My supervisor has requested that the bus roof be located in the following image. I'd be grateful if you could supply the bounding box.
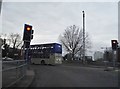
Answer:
[30,43,61,46]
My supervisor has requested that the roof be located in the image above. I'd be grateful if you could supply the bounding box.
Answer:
[30,43,61,46]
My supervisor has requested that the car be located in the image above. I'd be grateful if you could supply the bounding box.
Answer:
[2,57,14,61]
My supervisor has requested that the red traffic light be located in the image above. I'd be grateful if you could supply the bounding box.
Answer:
[26,25,32,31]
[23,24,33,41]
[26,27,31,31]
[111,40,118,50]
[112,40,118,44]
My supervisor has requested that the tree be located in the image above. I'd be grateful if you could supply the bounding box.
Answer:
[0,33,23,58]
[59,25,91,60]
[9,33,22,49]
[0,33,22,49]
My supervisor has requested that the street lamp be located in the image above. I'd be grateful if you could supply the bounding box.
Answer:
[82,11,85,63]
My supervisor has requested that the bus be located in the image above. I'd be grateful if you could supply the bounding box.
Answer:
[30,43,62,65]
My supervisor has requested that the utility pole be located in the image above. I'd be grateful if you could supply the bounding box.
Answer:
[82,11,85,63]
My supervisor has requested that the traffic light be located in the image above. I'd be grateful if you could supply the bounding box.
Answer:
[111,40,118,50]
[31,29,34,40]
[23,24,33,42]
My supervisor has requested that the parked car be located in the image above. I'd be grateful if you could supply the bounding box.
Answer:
[2,57,13,61]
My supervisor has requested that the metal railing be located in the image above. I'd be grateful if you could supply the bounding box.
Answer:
[2,60,27,87]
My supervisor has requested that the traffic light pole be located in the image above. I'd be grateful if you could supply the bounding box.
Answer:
[113,50,116,70]
[23,41,31,70]
[104,48,108,70]
[23,41,26,61]
[23,41,29,62]
[112,44,118,70]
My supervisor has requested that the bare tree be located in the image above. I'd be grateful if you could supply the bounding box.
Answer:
[59,25,91,60]
[9,33,22,49]
[0,33,22,49]
[0,33,23,58]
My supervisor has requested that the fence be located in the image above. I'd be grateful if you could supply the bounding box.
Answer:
[2,60,27,87]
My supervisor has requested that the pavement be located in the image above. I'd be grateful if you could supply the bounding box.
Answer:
[9,69,35,88]
[62,61,120,72]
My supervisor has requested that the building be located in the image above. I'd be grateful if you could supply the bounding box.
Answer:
[104,49,113,62]
[85,56,93,63]
[94,51,104,61]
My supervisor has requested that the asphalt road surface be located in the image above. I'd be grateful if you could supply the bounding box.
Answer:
[29,64,119,87]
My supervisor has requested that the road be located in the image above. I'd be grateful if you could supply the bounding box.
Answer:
[29,64,119,87]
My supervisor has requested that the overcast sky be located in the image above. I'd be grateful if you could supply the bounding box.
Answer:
[1,2,118,56]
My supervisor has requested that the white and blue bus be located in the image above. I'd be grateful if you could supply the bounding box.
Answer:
[30,43,62,65]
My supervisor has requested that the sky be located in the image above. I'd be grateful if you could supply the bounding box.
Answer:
[1,1,118,57]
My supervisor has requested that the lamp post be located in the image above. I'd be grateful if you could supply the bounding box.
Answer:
[82,11,85,64]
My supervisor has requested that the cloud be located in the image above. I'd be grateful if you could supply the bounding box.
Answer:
[1,2,118,56]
